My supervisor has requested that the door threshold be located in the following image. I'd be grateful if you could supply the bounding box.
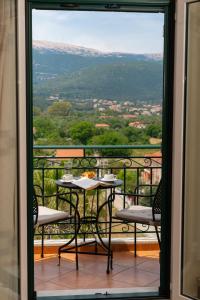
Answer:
[37,287,159,299]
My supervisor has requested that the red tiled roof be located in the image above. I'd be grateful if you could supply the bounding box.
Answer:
[145,151,162,164]
[129,121,144,127]
[99,116,112,119]
[122,114,137,119]
[95,123,110,128]
[55,149,84,158]
[145,151,161,157]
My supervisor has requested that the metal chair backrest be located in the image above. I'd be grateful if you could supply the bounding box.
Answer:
[152,180,162,222]
[33,187,38,226]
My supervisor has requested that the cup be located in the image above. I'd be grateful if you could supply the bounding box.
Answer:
[103,173,117,181]
[62,174,74,181]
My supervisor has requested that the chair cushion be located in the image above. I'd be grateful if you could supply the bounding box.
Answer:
[114,205,161,226]
[37,206,71,226]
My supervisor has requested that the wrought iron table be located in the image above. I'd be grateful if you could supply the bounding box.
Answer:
[56,178,122,273]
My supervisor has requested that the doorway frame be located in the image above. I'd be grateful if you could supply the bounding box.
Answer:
[25,1,175,299]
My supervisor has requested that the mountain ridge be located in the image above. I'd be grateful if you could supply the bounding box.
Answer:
[33,40,163,107]
[33,40,163,60]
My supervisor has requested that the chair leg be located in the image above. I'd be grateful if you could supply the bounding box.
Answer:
[134,222,137,257]
[107,200,112,274]
[75,216,79,271]
[58,249,61,266]
[107,250,113,274]
[95,241,98,254]
[41,225,44,258]
[155,226,161,248]
[111,251,113,270]
[154,226,161,264]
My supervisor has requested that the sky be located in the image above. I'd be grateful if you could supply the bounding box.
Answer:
[32,10,164,54]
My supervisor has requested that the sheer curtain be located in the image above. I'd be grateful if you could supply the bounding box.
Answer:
[0,0,19,299]
[183,2,200,299]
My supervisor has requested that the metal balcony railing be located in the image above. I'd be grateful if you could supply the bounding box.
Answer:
[33,145,161,240]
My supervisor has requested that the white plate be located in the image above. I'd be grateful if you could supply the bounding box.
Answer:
[100,178,117,182]
[60,179,74,183]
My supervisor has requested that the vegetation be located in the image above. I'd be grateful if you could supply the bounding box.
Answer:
[35,61,162,103]
[33,42,162,150]
[90,131,131,156]
[33,42,162,149]
[69,121,96,144]
[33,44,163,108]
[33,101,162,153]
[47,101,71,116]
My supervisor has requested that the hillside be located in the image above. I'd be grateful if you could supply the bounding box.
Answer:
[33,40,163,106]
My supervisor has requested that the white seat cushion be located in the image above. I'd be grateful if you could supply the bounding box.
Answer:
[37,206,70,226]
[115,205,161,226]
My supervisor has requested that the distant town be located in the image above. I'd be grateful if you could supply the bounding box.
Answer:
[45,96,162,130]
[47,97,162,116]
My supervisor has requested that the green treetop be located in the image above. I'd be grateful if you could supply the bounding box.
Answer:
[47,101,71,116]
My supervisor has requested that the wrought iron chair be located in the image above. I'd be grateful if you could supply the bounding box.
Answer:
[108,180,161,268]
[33,185,79,267]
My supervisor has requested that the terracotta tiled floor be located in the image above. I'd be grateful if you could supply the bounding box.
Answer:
[34,250,160,292]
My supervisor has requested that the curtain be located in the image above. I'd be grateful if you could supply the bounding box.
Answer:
[0,0,19,299]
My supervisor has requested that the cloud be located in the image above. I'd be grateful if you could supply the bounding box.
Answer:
[32,10,164,54]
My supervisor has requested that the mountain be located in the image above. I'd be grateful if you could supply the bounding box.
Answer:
[33,40,163,106]
[33,40,162,59]
[33,40,111,57]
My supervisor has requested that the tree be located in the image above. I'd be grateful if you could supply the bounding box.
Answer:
[69,121,96,144]
[123,127,149,144]
[146,123,161,138]
[117,170,137,193]
[110,118,125,130]
[33,106,42,116]
[90,131,131,156]
[47,101,71,116]
[34,117,56,139]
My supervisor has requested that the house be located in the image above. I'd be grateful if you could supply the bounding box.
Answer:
[95,123,110,128]
[55,148,84,158]
[141,110,151,116]
[122,114,137,119]
[98,107,106,112]
[141,151,162,184]
[110,104,122,112]
[150,105,162,114]
[128,121,146,129]
[47,148,84,166]
[99,115,112,119]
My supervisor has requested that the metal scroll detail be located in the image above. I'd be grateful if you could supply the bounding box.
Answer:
[33,150,162,239]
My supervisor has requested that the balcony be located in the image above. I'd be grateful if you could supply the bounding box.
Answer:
[33,145,161,294]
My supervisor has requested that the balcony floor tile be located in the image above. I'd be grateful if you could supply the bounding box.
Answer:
[35,251,160,291]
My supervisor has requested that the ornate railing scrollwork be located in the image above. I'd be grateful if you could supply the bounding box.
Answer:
[33,146,162,240]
